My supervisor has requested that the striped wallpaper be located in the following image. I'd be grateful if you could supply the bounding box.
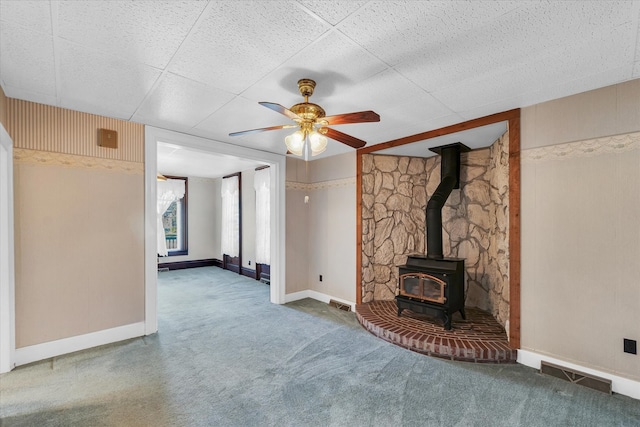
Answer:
[6,98,144,163]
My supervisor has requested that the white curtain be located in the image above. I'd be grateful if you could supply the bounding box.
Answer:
[254,168,270,265]
[157,179,185,257]
[221,175,240,257]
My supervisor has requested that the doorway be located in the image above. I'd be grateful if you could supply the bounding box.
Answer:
[144,127,286,335]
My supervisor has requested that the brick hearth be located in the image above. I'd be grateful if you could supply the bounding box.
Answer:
[356,301,517,363]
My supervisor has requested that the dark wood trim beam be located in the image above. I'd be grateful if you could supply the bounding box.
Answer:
[358,109,520,155]
[356,151,363,304]
[508,114,521,349]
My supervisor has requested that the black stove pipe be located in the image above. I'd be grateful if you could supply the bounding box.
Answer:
[426,143,468,259]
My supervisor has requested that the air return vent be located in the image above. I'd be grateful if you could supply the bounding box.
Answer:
[329,300,351,312]
[540,361,612,394]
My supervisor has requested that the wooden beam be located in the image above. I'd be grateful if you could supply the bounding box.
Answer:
[508,114,521,349]
[358,109,520,155]
[356,151,363,304]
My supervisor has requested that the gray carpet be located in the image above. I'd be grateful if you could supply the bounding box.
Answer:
[1,266,638,426]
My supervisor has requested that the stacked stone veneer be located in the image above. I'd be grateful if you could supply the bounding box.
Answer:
[361,131,510,328]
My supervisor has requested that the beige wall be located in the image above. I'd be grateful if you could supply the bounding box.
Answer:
[158,176,221,265]
[7,99,145,348]
[285,153,357,302]
[285,157,310,294]
[521,78,640,381]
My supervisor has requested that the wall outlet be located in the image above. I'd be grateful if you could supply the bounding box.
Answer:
[319,275,323,282]
[624,339,637,355]
[248,260,251,265]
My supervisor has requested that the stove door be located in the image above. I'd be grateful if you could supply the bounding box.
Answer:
[399,273,447,304]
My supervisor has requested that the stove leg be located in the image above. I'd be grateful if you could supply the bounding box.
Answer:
[444,312,452,330]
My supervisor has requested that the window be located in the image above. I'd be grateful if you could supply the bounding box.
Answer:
[221,174,240,258]
[161,176,188,256]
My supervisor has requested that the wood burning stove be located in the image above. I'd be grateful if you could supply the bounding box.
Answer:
[396,143,469,330]
[397,256,465,330]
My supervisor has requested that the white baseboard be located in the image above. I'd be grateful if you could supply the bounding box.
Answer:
[13,322,146,368]
[285,290,356,312]
[517,349,640,400]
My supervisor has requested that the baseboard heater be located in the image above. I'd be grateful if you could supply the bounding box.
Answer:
[540,361,612,394]
[329,300,351,312]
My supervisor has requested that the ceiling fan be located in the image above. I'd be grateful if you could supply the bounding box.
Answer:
[229,78,380,157]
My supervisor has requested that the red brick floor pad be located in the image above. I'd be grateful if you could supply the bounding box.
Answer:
[356,301,517,363]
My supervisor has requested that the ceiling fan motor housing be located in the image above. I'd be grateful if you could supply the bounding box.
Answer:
[290,102,326,121]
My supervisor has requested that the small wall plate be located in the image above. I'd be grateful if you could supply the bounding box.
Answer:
[98,129,118,149]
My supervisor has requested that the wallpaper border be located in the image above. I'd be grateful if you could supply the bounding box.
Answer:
[14,148,143,174]
[522,131,640,163]
[286,177,355,191]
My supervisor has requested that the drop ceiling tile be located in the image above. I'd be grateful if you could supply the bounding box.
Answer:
[197,96,291,144]
[432,20,636,116]
[168,1,329,94]
[1,85,57,107]
[395,1,637,93]
[132,73,235,129]
[338,1,521,67]
[241,31,389,103]
[56,1,205,70]
[298,1,367,25]
[0,21,56,97]
[158,143,262,179]
[57,41,161,120]
[0,0,52,34]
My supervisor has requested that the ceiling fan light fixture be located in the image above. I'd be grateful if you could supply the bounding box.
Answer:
[229,78,379,155]
[285,130,305,156]
[309,131,328,156]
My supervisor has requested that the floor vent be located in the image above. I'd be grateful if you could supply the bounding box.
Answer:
[158,267,170,273]
[329,300,351,312]
[540,361,612,394]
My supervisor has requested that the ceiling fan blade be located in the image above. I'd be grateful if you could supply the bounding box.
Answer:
[325,128,367,149]
[229,124,297,137]
[322,110,380,125]
[259,102,301,121]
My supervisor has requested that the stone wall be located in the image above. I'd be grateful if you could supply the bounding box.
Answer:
[361,131,510,328]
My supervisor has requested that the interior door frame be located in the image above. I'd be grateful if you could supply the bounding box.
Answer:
[0,124,15,373]
[144,127,286,335]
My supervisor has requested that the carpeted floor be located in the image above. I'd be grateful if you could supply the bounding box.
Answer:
[1,266,638,426]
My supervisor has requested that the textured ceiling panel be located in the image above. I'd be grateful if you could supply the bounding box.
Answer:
[196,96,288,151]
[168,1,329,94]
[240,31,388,103]
[338,1,521,67]
[431,22,636,115]
[299,1,368,25]
[0,0,52,34]
[57,1,206,69]
[0,21,56,98]
[157,142,263,179]
[58,41,161,120]
[132,72,236,129]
